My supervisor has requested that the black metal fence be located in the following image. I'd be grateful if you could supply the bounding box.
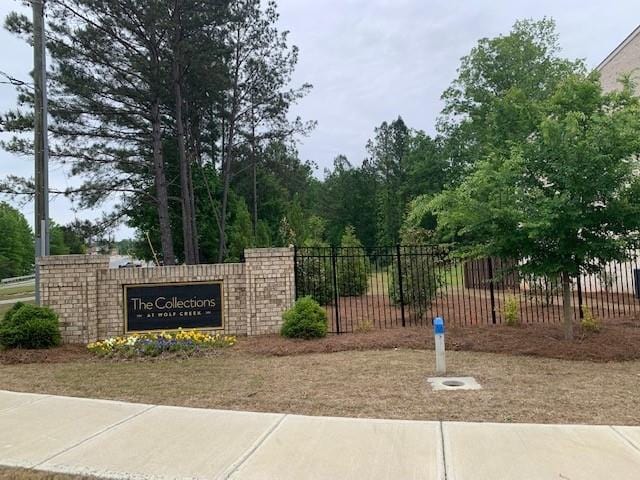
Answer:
[294,245,640,334]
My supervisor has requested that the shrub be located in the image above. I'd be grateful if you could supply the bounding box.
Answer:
[387,229,444,318]
[295,246,334,305]
[581,305,600,333]
[336,226,369,297]
[0,303,61,349]
[87,330,236,358]
[281,296,328,339]
[354,319,373,333]
[503,295,520,326]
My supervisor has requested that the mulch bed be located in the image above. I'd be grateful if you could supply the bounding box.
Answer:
[1,315,639,365]
[0,344,89,365]
[238,315,640,362]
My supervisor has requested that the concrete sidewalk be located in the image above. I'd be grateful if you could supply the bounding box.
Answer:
[1,390,639,480]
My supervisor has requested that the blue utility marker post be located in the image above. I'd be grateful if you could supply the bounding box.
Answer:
[434,317,446,375]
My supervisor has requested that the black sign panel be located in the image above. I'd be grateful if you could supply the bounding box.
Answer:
[125,282,223,332]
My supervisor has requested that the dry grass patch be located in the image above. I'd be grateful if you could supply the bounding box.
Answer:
[0,467,97,479]
[0,349,638,425]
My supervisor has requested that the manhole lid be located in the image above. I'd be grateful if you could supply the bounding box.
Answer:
[427,376,482,391]
[442,380,465,387]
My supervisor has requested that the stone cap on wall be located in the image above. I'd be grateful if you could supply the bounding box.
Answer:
[37,254,111,266]
[244,247,294,258]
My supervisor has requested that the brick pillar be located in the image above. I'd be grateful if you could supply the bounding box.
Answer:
[244,248,295,335]
[37,255,109,344]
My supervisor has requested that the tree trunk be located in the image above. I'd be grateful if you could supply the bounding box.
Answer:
[251,111,258,239]
[151,100,176,265]
[561,271,573,340]
[172,8,196,265]
[218,120,234,263]
[218,27,242,263]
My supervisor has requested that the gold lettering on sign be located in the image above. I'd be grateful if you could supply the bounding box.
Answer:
[130,296,217,310]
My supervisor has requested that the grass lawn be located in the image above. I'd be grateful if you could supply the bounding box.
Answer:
[0,300,35,317]
[0,282,35,301]
[1,347,638,426]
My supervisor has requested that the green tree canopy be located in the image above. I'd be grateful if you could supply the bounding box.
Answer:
[439,18,584,175]
[430,74,640,339]
[0,202,33,279]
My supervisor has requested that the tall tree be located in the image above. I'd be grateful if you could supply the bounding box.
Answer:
[366,117,410,245]
[2,0,180,263]
[0,202,33,279]
[438,18,584,176]
[317,155,378,247]
[217,0,311,261]
[430,74,640,340]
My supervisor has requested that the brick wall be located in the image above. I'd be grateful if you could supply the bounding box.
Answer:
[37,255,109,344]
[599,28,640,95]
[245,248,296,335]
[37,248,295,344]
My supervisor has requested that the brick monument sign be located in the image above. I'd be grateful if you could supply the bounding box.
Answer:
[37,248,295,344]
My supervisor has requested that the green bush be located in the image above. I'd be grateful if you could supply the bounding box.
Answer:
[0,303,61,349]
[387,229,444,317]
[295,247,334,305]
[503,295,520,326]
[336,226,369,297]
[281,296,328,339]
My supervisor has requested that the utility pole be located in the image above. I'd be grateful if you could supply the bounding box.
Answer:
[32,0,49,305]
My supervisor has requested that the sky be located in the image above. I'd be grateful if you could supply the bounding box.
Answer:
[0,0,639,238]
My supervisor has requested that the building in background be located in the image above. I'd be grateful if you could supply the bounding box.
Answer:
[598,25,640,94]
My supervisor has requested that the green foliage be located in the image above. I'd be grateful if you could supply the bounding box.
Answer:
[581,306,600,333]
[388,229,443,316]
[2,0,312,266]
[431,72,640,340]
[226,197,254,262]
[368,117,411,245]
[0,303,61,349]
[116,239,137,256]
[4,301,26,324]
[432,74,640,276]
[316,155,379,247]
[49,222,70,255]
[440,18,585,172]
[336,226,369,296]
[503,296,520,326]
[0,202,33,279]
[295,246,333,305]
[280,296,328,339]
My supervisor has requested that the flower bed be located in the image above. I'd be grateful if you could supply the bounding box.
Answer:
[87,330,236,358]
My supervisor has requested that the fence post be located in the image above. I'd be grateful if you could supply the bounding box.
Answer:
[396,244,406,327]
[293,245,298,300]
[577,275,584,319]
[331,246,341,334]
[487,257,497,324]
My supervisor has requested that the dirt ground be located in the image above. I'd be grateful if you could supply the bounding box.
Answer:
[1,348,639,425]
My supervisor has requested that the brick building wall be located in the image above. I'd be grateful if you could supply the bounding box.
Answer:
[37,248,295,344]
[598,26,640,95]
